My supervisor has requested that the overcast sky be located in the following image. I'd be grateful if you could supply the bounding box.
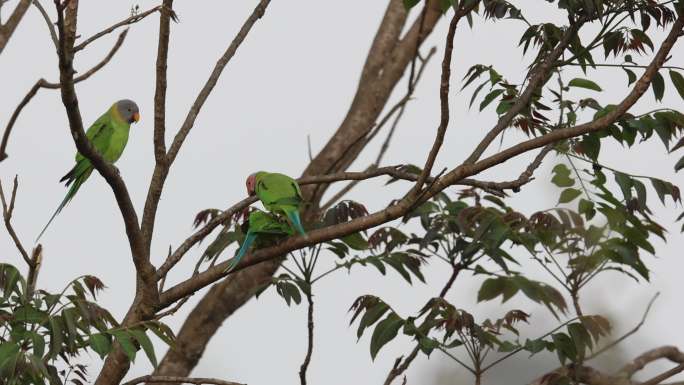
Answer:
[1,1,683,384]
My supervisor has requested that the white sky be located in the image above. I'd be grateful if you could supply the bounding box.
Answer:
[1,1,683,384]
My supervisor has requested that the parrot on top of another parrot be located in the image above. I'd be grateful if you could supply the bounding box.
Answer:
[36,99,140,241]
[226,209,293,273]
[246,171,307,236]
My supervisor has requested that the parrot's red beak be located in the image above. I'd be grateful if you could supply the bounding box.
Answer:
[132,112,140,123]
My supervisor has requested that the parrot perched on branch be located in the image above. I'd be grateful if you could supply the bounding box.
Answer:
[36,99,140,241]
[227,209,293,273]
[246,171,307,236]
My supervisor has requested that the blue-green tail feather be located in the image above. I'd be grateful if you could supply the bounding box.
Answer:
[227,231,257,273]
[285,208,306,236]
[36,178,83,242]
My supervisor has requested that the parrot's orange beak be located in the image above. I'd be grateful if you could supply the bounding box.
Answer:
[132,112,140,123]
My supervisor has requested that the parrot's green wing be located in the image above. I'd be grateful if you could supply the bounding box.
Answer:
[255,172,303,211]
[249,210,293,235]
[37,107,131,241]
[254,172,306,236]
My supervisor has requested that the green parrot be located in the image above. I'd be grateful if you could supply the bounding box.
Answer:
[36,99,140,241]
[246,171,307,236]
[227,209,293,273]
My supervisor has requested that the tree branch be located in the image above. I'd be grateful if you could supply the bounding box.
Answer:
[32,0,58,49]
[0,176,30,266]
[140,0,270,256]
[123,375,244,385]
[73,4,161,52]
[0,176,43,297]
[0,0,30,54]
[408,9,463,197]
[299,287,314,385]
[463,20,582,165]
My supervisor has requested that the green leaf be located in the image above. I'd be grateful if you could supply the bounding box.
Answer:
[370,313,404,360]
[578,199,595,220]
[47,316,64,359]
[356,303,390,339]
[403,0,421,10]
[623,68,637,85]
[479,89,505,111]
[29,332,46,358]
[13,305,48,324]
[0,343,19,371]
[478,278,504,302]
[559,188,582,204]
[130,329,158,368]
[568,78,602,92]
[551,164,574,188]
[675,156,684,172]
[111,330,137,362]
[88,333,112,359]
[614,172,633,201]
[651,71,665,102]
[670,71,684,101]
[340,232,369,251]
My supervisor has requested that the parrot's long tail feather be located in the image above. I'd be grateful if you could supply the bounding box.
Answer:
[35,179,82,242]
[285,208,306,236]
[226,232,257,273]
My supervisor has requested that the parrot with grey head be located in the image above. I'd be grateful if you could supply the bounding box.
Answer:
[246,171,307,237]
[36,99,140,241]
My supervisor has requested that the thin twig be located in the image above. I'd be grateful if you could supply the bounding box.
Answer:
[73,5,161,52]
[409,10,463,197]
[32,0,58,48]
[299,289,314,385]
[320,47,437,210]
[0,176,30,266]
[463,22,582,165]
[588,293,659,360]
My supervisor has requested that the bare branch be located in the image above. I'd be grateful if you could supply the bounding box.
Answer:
[409,10,463,196]
[140,0,271,257]
[299,288,314,385]
[1,27,128,161]
[166,0,269,163]
[618,346,684,379]
[588,292,659,361]
[0,0,30,54]
[73,4,161,52]
[123,375,244,385]
[320,46,437,210]
[0,176,30,266]
[32,0,58,48]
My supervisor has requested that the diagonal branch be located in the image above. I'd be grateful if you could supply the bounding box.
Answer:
[0,0,30,54]
[32,0,58,48]
[463,20,582,165]
[156,13,684,311]
[73,4,161,52]
[140,0,271,252]
[123,375,244,385]
[0,176,30,266]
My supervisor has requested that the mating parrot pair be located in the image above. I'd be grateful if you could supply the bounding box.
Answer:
[36,99,140,241]
[226,172,307,272]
